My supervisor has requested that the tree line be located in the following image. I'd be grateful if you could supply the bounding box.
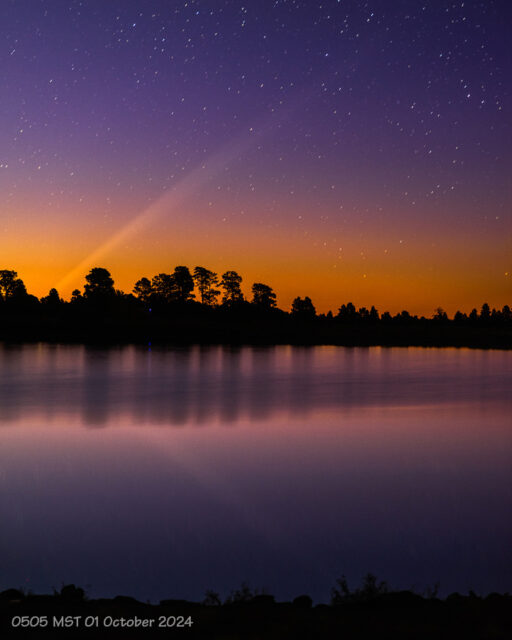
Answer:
[0,265,510,326]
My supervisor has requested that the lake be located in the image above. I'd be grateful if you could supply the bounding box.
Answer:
[0,344,511,603]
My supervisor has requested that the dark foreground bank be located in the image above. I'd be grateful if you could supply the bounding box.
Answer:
[1,584,511,640]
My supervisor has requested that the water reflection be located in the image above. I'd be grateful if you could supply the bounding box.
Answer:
[0,344,510,428]
[0,344,511,602]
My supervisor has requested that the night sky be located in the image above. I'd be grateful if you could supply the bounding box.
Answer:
[1,0,510,315]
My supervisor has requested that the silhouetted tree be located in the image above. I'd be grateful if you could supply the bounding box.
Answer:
[433,307,448,322]
[251,283,277,308]
[0,270,27,301]
[193,266,220,305]
[337,302,357,321]
[480,302,491,322]
[71,289,82,303]
[394,310,416,323]
[369,305,379,321]
[220,270,243,305]
[41,288,62,306]
[172,266,195,303]
[151,273,176,302]
[83,268,115,300]
[133,277,153,304]
[469,308,478,323]
[291,296,316,318]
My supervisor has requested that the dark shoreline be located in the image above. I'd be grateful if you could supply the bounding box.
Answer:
[1,322,511,350]
[1,274,510,349]
[2,585,511,639]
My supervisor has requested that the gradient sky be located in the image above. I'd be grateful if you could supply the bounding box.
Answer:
[1,0,510,315]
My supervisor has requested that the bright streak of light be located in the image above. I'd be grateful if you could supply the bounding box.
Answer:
[55,109,289,292]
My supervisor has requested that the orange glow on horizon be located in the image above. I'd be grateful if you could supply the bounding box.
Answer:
[2,150,510,318]
[5,207,510,318]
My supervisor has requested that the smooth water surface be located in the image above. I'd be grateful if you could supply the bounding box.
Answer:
[0,344,511,602]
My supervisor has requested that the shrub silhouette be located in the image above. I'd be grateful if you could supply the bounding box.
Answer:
[331,573,389,605]
[59,584,85,602]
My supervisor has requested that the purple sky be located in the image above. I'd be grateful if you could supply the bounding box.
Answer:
[1,0,510,313]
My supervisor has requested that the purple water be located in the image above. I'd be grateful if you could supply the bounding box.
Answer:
[0,344,510,602]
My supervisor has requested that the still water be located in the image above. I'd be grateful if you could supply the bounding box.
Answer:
[0,344,511,603]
